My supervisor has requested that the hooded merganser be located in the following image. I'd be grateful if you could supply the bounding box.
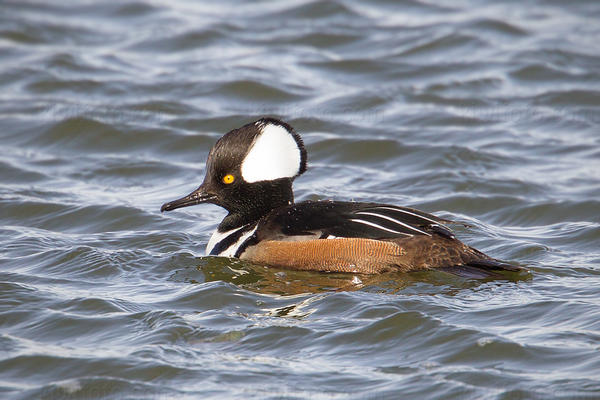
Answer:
[161,118,522,277]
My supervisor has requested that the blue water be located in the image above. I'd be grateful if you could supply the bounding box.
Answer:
[1,1,600,399]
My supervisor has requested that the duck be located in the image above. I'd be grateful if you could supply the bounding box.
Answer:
[161,117,522,278]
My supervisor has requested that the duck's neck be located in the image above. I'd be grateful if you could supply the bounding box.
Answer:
[207,184,294,257]
[218,179,295,232]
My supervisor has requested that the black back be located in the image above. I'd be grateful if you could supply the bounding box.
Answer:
[254,200,456,241]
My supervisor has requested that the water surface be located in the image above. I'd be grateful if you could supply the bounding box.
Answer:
[1,0,600,399]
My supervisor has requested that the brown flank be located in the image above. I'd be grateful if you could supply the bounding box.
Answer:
[240,236,496,274]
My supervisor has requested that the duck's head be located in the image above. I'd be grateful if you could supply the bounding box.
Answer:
[161,118,307,226]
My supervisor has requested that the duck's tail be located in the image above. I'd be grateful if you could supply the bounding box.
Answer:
[439,256,525,279]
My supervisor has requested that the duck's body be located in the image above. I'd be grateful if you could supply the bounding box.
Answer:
[161,118,521,277]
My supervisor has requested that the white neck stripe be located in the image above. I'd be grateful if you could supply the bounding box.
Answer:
[206,224,258,257]
[206,225,245,255]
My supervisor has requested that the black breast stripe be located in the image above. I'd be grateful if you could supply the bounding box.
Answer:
[210,224,256,256]
[233,234,258,258]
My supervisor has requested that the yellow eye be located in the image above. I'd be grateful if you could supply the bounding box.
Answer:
[222,174,235,184]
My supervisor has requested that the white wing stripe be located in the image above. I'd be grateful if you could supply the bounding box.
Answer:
[355,211,431,236]
[367,206,441,225]
[350,218,413,236]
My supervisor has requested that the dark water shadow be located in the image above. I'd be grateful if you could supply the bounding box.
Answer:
[169,256,530,296]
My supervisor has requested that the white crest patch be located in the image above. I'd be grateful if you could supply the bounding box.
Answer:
[241,123,301,183]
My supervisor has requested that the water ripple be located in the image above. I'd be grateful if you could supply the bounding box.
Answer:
[1,0,600,398]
